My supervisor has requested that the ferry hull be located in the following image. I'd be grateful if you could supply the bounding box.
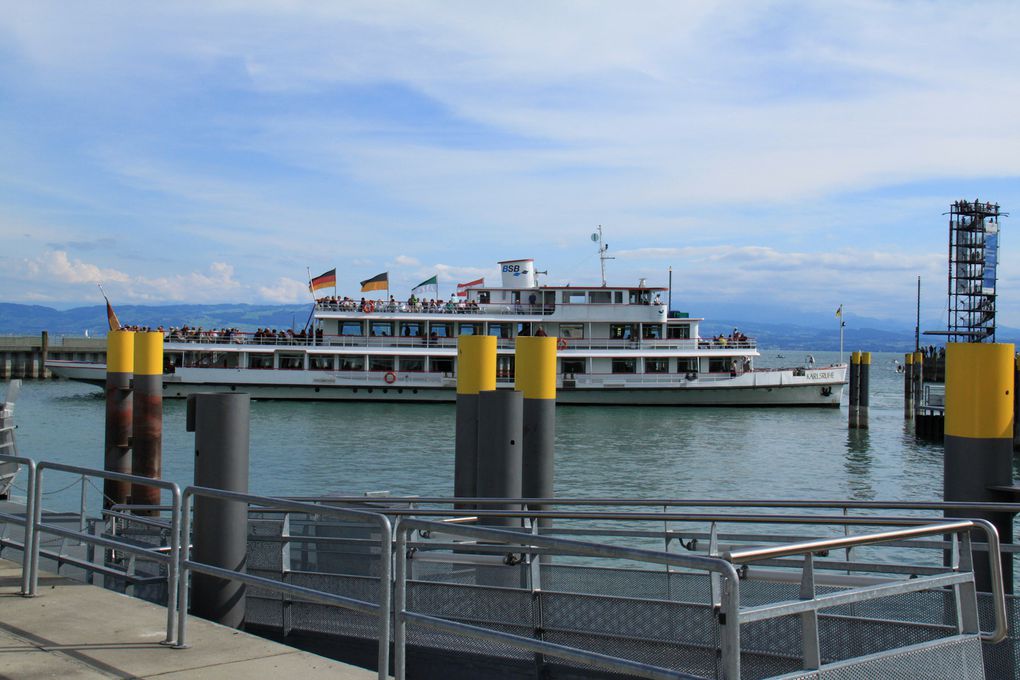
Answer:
[47,361,845,407]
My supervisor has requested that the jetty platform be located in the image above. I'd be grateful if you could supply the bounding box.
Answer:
[0,558,376,679]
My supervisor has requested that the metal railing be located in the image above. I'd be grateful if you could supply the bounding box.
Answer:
[176,487,392,680]
[721,519,1007,672]
[29,462,182,646]
[392,517,742,680]
[1,465,1015,679]
[0,453,37,595]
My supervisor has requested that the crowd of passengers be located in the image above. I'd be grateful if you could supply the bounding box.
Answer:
[117,325,322,344]
[705,328,751,347]
[316,295,482,313]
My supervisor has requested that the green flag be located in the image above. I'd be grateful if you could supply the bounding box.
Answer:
[412,275,439,296]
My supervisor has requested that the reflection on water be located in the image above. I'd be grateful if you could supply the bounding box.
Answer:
[0,351,966,509]
[844,429,873,500]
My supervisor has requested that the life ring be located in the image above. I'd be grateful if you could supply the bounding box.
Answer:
[557,337,568,350]
[685,372,697,381]
[384,371,397,384]
[364,301,375,313]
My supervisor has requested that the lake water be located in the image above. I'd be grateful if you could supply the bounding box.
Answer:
[3,350,963,510]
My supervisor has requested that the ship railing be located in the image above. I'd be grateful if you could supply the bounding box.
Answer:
[166,334,757,352]
[315,302,554,315]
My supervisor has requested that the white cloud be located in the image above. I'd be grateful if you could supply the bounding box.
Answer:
[132,262,241,302]
[392,255,419,267]
[258,276,311,303]
[24,250,130,285]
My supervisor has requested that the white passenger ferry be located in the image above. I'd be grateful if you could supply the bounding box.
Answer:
[48,258,846,406]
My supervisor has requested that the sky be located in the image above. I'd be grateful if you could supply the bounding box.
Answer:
[1,1,1019,327]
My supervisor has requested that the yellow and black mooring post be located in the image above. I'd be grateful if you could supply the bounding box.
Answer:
[1014,355,1020,453]
[104,330,134,509]
[903,353,914,419]
[858,351,870,429]
[454,335,496,508]
[516,336,556,527]
[848,351,860,428]
[944,342,1016,593]
[131,331,163,514]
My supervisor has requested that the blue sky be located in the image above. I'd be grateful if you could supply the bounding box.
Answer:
[1,2,1019,327]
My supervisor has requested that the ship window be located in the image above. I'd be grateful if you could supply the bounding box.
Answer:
[609,324,636,340]
[589,291,611,304]
[667,324,691,339]
[478,291,490,304]
[279,353,304,370]
[629,289,652,305]
[561,358,586,374]
[310,356,334,371]
[614,291,623,303]
[370,321,394,337]
[676,358,698,372]
[339,355,364,371]
[487,322,511,339]
[458,322,481,335]
[642,325,663,339]
[432,357,454,373]
[429,322,452,337]
[399,356,424,372]
[645,359,669,373]
[339,321,364,336]
[369,356,395,371]
[248,353,272,369]
[563,291,586,304]
[399,321,422,337]
[708,358,731,373]
[611,359,636,374]
[560,324,583,339]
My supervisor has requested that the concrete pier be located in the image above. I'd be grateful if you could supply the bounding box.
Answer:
[0,335,107,380]
[0,558,375,679]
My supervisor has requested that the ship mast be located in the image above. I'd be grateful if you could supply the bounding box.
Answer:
[592,225,614,287]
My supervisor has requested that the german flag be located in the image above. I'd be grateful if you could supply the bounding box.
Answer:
[106,298,121,331]
[360,272,388,292]
[309,268,336,293]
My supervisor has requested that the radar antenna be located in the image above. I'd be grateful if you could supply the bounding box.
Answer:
[591,225,615,287]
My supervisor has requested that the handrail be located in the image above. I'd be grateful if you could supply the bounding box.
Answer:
[290,495,1020,513]
[177,486,392,680]
[723,519,1007,644]
[31,462,182,646]
[392,517,742,680]
[0,453,37,596]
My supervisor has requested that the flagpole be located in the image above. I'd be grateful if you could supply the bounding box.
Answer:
[839,305,844,365]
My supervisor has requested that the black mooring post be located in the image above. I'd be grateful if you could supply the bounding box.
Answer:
[858,352,870,429]
[187,392,251,628]
[476,389,523,528]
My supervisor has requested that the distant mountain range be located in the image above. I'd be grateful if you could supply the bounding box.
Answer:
[1,302,1016,352]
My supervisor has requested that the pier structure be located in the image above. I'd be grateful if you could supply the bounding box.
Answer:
[0,334,106,380]
[0,454,1015,680]
[946,199,1002,343]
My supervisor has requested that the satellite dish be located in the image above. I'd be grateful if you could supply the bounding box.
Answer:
[591,233,599,242]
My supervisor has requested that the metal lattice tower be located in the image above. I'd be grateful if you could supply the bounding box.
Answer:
[946,199,1003,342]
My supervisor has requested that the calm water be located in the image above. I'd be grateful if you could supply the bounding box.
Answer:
[3,350,956,510]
